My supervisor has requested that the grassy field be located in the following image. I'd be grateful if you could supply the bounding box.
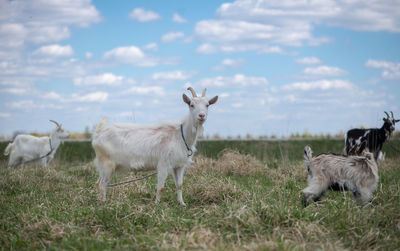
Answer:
[0,140,399,250]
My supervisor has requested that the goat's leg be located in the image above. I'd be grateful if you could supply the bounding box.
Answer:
[8,153,21,168]
[173,165,186,206]
[156,161,169,203]
[97,159,115,201]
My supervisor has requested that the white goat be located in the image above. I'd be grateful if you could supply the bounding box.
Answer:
[4,120,69,168]
[92,87,218,205]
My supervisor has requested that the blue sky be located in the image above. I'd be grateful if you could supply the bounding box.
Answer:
[0,0,399,138]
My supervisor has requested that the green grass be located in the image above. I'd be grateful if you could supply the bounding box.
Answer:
[0,140,399,250]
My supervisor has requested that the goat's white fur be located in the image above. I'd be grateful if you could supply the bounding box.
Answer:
[92,87,218,205]
[302,146,379,206]
[4,121,69,168]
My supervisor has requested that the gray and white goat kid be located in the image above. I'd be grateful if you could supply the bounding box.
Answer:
[4,120,69,168]
[302,146,378,207]
[92,87,218,205]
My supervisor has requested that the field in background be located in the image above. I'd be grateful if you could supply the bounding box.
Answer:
[0,140,399,249]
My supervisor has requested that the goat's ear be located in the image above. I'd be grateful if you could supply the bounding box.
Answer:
[208,95,218,105]
[383,118,387,122]
[395,119,400,123]
[182,94,191,106]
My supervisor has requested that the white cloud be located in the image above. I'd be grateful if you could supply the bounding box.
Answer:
[303,66,347,77]
[128,86,164,96]
[9,100,35,109]
[194,0,400,54]
[33,44,74,57]
[0,0,101,48]
[196,43,217,54]
[103,46,158,67]
[85,52,93,59]
[365,59,400,80]
[129,8,160,22]
[152,71,193,81]
[0,112,11,118]
[73,92,108,102]
[173,13,188,23]
[161,32,184,43]
[282,79,354,91]
[214,58,244,70]
[198,74,268,88]
[43,92,62,100]
[296,57,322,65]
[74,73,125,86]
[0,87,29,95]
[143,43,158,51]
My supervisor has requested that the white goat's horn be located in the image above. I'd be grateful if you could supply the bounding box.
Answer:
[187,87,197,97]
[49,120,60,128]
[384,111,390,119]
[202,88,207,97]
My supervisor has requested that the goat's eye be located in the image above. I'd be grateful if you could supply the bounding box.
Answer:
[206,104,209,107]
[190,104,194,108]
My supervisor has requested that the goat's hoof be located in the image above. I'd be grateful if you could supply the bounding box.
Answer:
[180,202,187,207]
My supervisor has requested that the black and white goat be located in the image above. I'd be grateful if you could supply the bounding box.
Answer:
[344,111,399,161]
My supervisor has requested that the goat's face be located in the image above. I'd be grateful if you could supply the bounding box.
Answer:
[50,120,70,139]
[383,111,399,136]
[183,87,218,125]
[54,126,70,139]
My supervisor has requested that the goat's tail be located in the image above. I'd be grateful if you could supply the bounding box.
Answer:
[93,117,108,139]
[304,145,313,175]
[4,143,13,156]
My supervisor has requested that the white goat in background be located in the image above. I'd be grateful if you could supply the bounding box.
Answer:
[92,87,218,205]
[4,120,69,168]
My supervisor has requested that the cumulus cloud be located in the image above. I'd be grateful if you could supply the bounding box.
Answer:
[8,100,35,109]
[73,91,108,102]
[143,42,158,51]
[161,32,184,43]
[103,46,158,67]
[173,13,188,23]
[365,59,400,80]
[0,112,11,118]
[32,44,74,57]
[198,74,268,88]
[282,79,354,91]
[152,71,193,81]
[0,0,101,48]
[214,58,245,70]
[129,8,160,22]
[296,57,322,65]
[127,86,164,96]
[303,66,348,77]
[194,0,400,54]
[74,73,125,86]
[0,87,29,95]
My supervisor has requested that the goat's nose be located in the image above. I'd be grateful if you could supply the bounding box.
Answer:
[199,113,205,119]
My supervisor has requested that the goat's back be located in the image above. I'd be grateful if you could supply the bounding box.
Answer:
[92,120,185,169]
[12,134,50,156]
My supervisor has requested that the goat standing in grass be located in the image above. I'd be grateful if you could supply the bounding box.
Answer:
[345,111,399,161]
[302,146,378,207]
[4,120,69,168]
[92,87,218,205]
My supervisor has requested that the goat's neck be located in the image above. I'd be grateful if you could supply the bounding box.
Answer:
[49,133,62,151]
[181,115,203,147]
[379,125,390,141]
